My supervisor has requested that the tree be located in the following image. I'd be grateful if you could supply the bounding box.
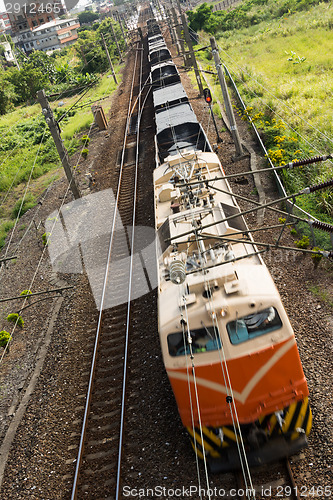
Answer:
[97,18,126,54]
[187,3,213,32]
[28,50,56,83]
[0,74,16,114]
[75,31,108,74]
[78,11,99,25]
[6,64,49,104]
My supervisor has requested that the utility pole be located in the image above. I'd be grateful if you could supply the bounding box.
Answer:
[109,18,123,63]
[175,0,203,95]
[37,90,81,200]
[101,33,118,84]
[170,6,184,60]
[115,10,128,50]
[166,9,175,44]
[210,37,244,158]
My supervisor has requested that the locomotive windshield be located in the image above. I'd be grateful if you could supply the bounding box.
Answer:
[227,307,282,345]
[167,326,221,357]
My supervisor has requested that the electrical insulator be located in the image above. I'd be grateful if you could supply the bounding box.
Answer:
[169,260,186,285]
[203,88,212,104]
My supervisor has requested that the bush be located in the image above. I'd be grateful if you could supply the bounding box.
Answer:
[295,235,310,249]
[20,289,32,296]
[81,148,89,159]
[42,232,51,246]
[81,135,90,146]
[7,313,24,328]
[0,330,12,349]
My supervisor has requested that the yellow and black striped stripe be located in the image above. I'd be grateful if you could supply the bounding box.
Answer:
[186,398,311,459]
[257,397,311,438]
[187,425,238,457]
[281,397,312,439]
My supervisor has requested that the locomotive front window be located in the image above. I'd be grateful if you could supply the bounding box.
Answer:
[227,307,282,345]
[167,326,221,357]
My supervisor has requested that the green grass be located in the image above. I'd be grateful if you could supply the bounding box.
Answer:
[194,2,333,249]
[309,284,333,308]
[0,68,121,249]
[60,70,120,139]
[0,104,41,131]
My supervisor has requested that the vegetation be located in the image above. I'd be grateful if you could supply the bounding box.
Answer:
[42,232,51,246]
[0,14,123,249]
[81,135,90,146]
[188,0,332,35]
[309,284,333,306]
[0,330,11,351]
[81,148,89,159]
[7,313,24,328]
[191,0,333,248]
[0,18,125,112]
[294,235,310,249]
[78,11,100,25]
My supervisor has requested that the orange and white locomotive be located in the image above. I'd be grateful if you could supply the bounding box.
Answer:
[148,19,311,471]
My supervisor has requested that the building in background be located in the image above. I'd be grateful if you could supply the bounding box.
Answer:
[15,17,79,54]
[0,12,11,33]
[8,1,66,35]
[0,40,16,62]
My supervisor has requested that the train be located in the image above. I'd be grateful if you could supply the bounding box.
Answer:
[147,16,312,472]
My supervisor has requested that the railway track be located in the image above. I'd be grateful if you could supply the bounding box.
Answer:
[69,39,154,499]
[234,456,305,500]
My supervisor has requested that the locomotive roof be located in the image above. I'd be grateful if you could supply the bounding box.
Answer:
[153,83,188,108]
[155,103,198,133]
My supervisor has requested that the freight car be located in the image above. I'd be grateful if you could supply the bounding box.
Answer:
[148,19,311,472]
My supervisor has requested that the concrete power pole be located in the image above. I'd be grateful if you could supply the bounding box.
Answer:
[37,90,81,200]
[109,17,123,63]
[175,0,203,95]
[210,37,244,158]
[166,9,175,44]
[115,10,128,50]
[101,33,118,84]
[170,6,184,61]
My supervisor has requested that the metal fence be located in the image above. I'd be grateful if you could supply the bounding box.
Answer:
[212,0,243,12]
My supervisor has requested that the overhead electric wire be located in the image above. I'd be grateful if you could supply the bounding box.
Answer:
[172,159,256,495]
[115,46,152,500]
[182,295,212,500]
[0,45,114,211]
[178,290,204,499]
[0,108,98,363]
[189,201,256,498]
[3,55,119,263]
[2,128,47,260]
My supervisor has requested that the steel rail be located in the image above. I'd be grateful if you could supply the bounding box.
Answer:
[70,44,141,500]
[285,459,302,500]
[115,42,152,500]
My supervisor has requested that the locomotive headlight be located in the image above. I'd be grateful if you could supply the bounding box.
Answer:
[220,308,228,317]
